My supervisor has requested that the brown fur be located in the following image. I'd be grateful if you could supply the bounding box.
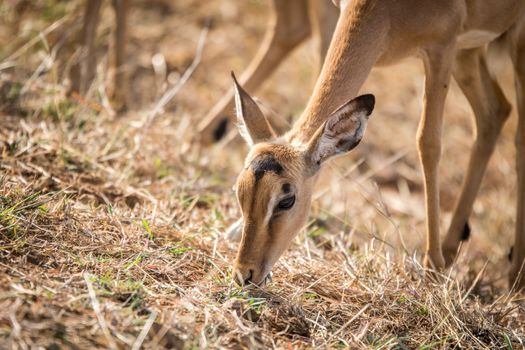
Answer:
[234,143,313,285]
[230,0,525,288]
[233,94,373,285]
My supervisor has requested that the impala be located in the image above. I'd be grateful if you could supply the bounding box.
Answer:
[227,0,525,289]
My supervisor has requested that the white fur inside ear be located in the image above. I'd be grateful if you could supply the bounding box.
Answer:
[312,109,368,164]
[236,118,254,146]
[234,88,254,146]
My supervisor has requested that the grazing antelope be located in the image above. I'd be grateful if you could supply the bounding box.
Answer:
[69,0,128,107]
[228,0,525,289]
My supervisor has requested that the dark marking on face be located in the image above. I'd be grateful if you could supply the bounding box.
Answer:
[461,222,471,241]
[282,183,291,193]
[251,154,283,181]
[509,246,514,262]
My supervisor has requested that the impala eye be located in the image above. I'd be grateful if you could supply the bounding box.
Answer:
[277,195,295,211]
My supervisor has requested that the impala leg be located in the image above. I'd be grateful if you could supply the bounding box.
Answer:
[69,0,103,95]
[110,0,128,110]
[418,45,456,270]
[442,48,511,266]
[308,0,339,65]
[510,26,525,289]
[198,0,311,145]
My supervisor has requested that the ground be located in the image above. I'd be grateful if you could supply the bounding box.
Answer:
[1,0,525,348]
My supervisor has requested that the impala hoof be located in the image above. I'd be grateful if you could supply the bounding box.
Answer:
[442,245,458,268]
[442,221,471,267]
[423,252,446,271]
[509,262,525,291]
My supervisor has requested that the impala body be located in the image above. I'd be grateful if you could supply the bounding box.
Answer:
[226,0,525,288]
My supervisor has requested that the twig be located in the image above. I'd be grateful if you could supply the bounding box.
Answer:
[0,15,71,69]
[144,22,210,128]
[461,260,487,304]
[83,272,118,350]
[131,310,158,350]
[329,303,370,341]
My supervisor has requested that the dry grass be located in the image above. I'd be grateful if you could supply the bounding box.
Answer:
[1,0,525,348]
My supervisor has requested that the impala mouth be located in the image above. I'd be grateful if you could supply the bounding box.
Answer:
[245,271,273,288]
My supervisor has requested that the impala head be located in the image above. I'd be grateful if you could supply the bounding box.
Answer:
[230,73,375,286]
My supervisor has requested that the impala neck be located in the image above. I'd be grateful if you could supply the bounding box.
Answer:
[288,1,389,144]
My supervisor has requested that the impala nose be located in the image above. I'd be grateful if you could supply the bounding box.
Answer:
[233,268,254,286]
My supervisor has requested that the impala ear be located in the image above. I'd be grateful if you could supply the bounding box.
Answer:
[232,72,276,145]
[305,94,375,169]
